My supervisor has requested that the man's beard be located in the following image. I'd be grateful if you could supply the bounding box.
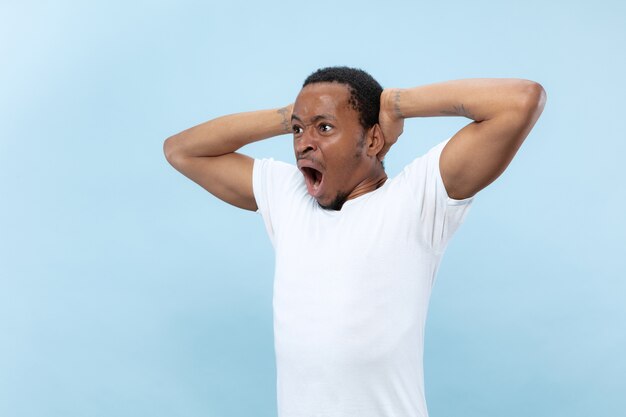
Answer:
[318,190,350,211]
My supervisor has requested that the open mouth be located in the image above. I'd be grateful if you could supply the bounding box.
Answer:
[301,166,324,196]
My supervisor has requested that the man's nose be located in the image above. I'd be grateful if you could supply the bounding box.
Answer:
[295,129,317,156]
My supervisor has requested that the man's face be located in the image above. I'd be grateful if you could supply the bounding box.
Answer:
[292,82,370,210]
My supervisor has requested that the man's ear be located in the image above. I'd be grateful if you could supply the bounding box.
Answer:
[366,124,385,157]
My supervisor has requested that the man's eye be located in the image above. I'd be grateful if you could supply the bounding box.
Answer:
[319,124,333,132]
[293,126,303,134]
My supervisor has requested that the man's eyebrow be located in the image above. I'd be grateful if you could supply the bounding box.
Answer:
[291,113,337,123]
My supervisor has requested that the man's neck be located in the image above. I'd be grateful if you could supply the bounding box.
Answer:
[345,170,388,202]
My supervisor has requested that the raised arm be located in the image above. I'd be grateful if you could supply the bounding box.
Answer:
[163,104,293,211]
[378,79,547,200]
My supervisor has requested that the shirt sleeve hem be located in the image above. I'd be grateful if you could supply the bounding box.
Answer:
[433,138,476,207]
[252,158,276,247]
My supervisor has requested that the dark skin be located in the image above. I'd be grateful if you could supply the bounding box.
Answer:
[291,83,387,210]
[163,77,546,211]
[378,79,546,200]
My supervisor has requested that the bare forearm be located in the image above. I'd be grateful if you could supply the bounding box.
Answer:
[164,105,292,159]
[386,78,541,122]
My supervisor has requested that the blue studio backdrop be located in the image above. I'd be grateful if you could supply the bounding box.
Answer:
[1,1,625,416]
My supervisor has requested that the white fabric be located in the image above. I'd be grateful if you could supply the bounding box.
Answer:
[252,138,474,417]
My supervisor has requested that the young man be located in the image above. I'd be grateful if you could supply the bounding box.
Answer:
[163,67,546,417]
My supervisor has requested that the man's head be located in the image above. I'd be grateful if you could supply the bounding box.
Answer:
[302,66,383,132]
[292,66,386,210]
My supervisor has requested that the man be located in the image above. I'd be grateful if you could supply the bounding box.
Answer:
[163,67,546,417]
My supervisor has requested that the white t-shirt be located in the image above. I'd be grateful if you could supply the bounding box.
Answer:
[252,138,474,417]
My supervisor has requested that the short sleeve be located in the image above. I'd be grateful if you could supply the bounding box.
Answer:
[252,158,302,248]
[399,138,475,253]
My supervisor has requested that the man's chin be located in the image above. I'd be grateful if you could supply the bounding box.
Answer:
[316,191,349,211]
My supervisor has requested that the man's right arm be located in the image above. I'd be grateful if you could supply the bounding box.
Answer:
[163,104,293,211]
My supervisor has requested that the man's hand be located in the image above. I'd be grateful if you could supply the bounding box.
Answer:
[377,88,405,161]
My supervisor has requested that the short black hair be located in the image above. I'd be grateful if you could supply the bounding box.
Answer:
[303,66,383,131]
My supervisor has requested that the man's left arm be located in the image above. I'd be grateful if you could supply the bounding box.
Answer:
[379,79,547,200]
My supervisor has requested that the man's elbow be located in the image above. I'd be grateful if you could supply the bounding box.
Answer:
[518,81,547,114]
[163,134,181,163]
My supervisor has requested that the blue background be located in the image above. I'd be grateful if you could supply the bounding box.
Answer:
[1,1,625,416]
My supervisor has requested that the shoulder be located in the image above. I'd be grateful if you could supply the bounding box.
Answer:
[252,158,314,246]
[393,139,449,187]
[392,137,474,206]
[253,158,302,189]
[253,157,310,208]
